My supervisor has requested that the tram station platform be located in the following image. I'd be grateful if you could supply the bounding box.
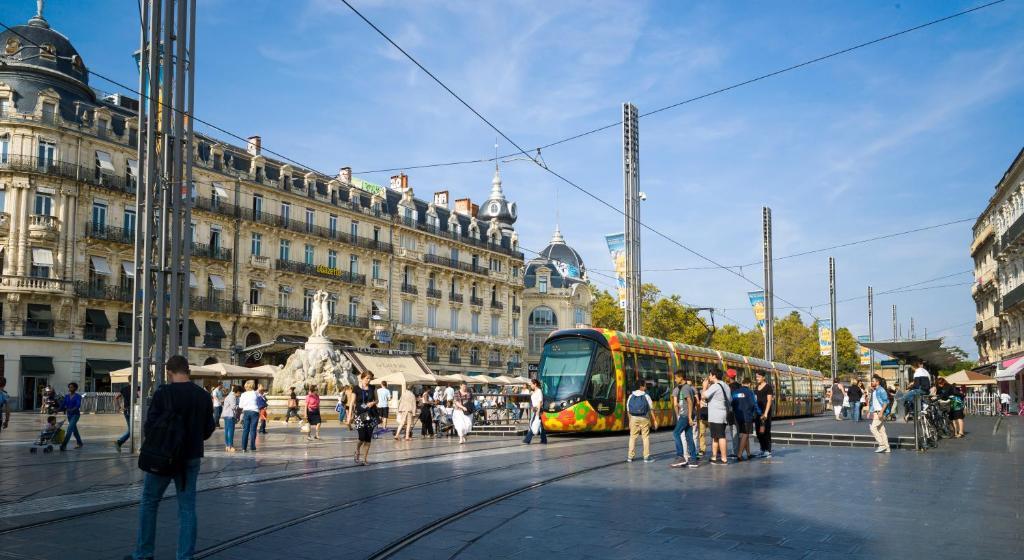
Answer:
[0,413,1020,559]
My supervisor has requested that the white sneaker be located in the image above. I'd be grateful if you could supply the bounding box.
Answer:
[874,447,886,453]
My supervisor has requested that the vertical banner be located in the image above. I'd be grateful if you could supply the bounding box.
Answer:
[818,319,833,356]
[857,335,871,366]
[605,233,628,309]
[748,291,766,332]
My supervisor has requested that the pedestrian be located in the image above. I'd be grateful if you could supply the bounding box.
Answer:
[376,381,392,431]
[129,355,215,560]
[443,383,455,404]
[1000,390,1012,415]
[724,369,740,458]
[305,384,322,441]
[239,381,260,452]
[394,386,417,440]
[625,379,657,462]
[522,378,548,445]
[419,388,435,438]
[285,387,301,423]
[221,385,241,452]
[58,382,83,451]
[868,374,891,453]
[257,385,269,434]
[753,371,774,458]
[730,378,761,461]
[115,383,133,452]
[0,377,10,435]
[335,389,347,425]
[344,385,357,429]
[936,378,965,437]
[702,369,731,465]
[453,383,474,444]
[670,372,697,467]
[210,385,223,429]
[696,388,709,460]
[829,379,846,421]
[353,372,378,465]
[847,378,864,422]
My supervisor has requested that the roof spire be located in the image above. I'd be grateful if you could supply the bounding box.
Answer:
[29,0,49,28]
[550,224,565,244]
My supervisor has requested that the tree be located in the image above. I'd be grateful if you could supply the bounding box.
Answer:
[590,287,623,331]
[711,324,764,358]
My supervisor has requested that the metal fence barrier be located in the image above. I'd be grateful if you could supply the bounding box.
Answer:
[81,392,120,414]
[964,394,1000,416]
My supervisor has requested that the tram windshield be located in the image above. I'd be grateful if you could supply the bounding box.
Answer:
[538,337,596,400]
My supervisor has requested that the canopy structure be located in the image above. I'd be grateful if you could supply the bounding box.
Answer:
[510,377,532,385]
[109,364,218,383]
[347,351,431,382]
[437,374,472,384]
[370,370,438,388]
[995,357,1024,381]
[492,375,517,384]
[858,339,960,370]
[249,364,280,376]
[945,370,997,386]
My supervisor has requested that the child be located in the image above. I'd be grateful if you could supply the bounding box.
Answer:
[256,385,269,434]
[44,415,64,445]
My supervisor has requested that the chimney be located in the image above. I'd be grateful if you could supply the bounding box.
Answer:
[433,190,449,209]
[339,167,352,183]
[389,175,400,190]
[400,173,408,190]
[454,198,473,216]
[246,135,261,156]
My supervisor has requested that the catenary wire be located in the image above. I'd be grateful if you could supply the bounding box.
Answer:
[350,0,1006,175]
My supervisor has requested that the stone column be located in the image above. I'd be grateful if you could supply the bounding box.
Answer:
[15,185,28,276]
[2,184,19,276]
[55,189,68,279]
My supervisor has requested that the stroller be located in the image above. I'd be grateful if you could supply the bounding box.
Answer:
[434,405,454,437]
[30,420,65,454]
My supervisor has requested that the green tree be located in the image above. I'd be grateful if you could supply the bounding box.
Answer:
[590,287,623,331]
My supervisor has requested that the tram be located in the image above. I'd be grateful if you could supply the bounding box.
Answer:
[538,328,826,433]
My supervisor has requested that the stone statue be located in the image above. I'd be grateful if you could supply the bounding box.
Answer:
[309,289,329,339]
[272,290,355,395]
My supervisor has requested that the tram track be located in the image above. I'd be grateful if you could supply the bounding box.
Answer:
[191,436,673,559]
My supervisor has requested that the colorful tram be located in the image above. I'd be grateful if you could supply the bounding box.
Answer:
[538,328,826,433]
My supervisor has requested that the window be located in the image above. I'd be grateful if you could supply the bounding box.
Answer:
[574,307,586,326]
[401,301,413,325]
[490,285,498,303]
[471,283,478,299]
[37,139,56,169]
[278,286,290,308]
[528,307,557,327]
[450,278,457,296]
[305,208,315,232]
[304,244,314,265]
[449,346,460,363]
[279,239,291,261]
[471,312,480,334]
[95,150,114,181]
[329,214,338,237]
[349,255,358,275]
[0,189,5,213]
[489,258,501,272]
[124,209,136,239]
[0,134,9,164]
[34,193,53,216]
[327,250,337,270]
[348,297,358,320]
[472,255,479,269]
[427,305,438,328]
[450,247,459,262]
[403,265,412,286]
[470,347,480,365]
[350,220,359,239]
[450,308,459,331]
[512,266,519,278]
[512,318,519,339]
[491,315,500,336]
[303,290,314,317]
[209,227,221,252]
[372,259,381,280]
[427,242,437,256]
[489,350,501,365]
[280,202,291,222]
[637,355,670,400]
[373,226,381,243]
[252,194,263,219]
[249,282,261,305]
[586,347,616,402]
[426,343,439,362]
[251,233,262,257]
[398,342,414,353]
[327,294,337,317]
[92,202,107,229]
[428,273,437,291]
[538,277,548,293]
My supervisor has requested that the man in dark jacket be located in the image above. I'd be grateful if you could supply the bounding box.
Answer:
[130,355,215,560]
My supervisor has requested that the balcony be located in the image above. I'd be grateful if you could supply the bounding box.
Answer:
[401,283,418,295]
[240,207,393,253]
[250,255,271,269]
[277,306,309,322]
[0,155,137,195]
[1002,213,1024,250]
[450,293,464,303]
[512,305,521,314]
[372,277,388,290]
[470,296,484,307]
[244,303,275,318]
[74,281,133,303]
[422,253,490,276]
[330,315,370,329]
[1003,283,1024,311]
[86,222,134,245]
[192,196,238,219]
[490,300,503,310]
[192,242,232,261]
[28,214,60,241]
[275,259,366,285]
[426,287,442,299]
[84,325,108,341]
[0,275,70,294]
[190,295,241,314]
[488,359,504,368]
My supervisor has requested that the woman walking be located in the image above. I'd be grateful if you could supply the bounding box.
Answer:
[847,379,864,423]
[828,380,846,421]
[239,381,260,452]
[285,387,301,423]
[394,387,417,441]
[58,382,84,451]
[221,385,241,452]
[352,372,378,465]
[452,383,474,444]
[419,388,435,438]
[344,385,357,430]
[306,385,322,440]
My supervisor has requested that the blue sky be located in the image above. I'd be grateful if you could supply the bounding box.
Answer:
[10,0,1024,357]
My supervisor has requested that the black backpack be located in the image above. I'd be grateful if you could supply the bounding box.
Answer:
[138,388,186,476]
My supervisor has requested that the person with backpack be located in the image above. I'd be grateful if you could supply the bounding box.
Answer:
[626,379,658,463]
[730,378,761,461]
[58,382,83,451]
[701,369,731,465]
[670,372,698,468]
[868,374,891,453]
[130,355,215,560]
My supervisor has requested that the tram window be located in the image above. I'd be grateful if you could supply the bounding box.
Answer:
[796,377,810,399]
[538,338,594,400]
[779,374,793,401]
[681,358,699,380]
[637,354,670,400]
[586,346,616,401]
[695,360,709,380]
[623,352,639,389]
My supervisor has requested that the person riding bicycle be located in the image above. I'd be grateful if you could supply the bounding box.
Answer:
[901,361,932,420]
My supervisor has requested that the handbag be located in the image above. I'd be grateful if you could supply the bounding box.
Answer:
[530,413,542,435]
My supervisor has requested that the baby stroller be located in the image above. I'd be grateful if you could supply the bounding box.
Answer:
[30,420,65,454]
[434,406,454,437]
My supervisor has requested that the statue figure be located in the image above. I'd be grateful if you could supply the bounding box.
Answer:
[318,290,331,337]
[310,290,330,339]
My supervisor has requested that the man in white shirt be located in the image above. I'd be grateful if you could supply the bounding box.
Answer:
[902,361,932,418]
[443,385,456,404]
[211,385,223,428]
[522,378,547,445]
[376,381,392,430]
[1000,391,1013,415]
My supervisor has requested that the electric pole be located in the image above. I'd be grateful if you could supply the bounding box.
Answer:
[622,102,641,335]
[829,257,837,382]
[762,207,774,361]
[867,286,875,378]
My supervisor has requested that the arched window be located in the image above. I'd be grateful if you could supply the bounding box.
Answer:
[245,332,261,347]
[449,345,460,363]
[528,306,558,354]
[469,347,480,365]
[528,307,558,327]
[426,343,438,362]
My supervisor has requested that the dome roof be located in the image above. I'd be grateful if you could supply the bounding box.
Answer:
[0,7,89,87]
[476,167,517,228]
[525,226,586,287]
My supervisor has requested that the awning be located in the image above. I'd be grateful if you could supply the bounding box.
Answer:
[372,300,387,314]
[31,248,54,267]
[86,359,129,378]
[209,274,226,291]
[189,271,198,288]
[27,304,52,321]
[858,339,960,369]
[127,158,139,178]
[945,370,997,386]
[995,359,1024,381]
[205,321,227,338]
[21,356,54,375]
[95,150,115,173]
[346,350,433,387]
[212,182,229,199]
[188,319,200,337]
[85,309,110,328]
[90,255,112,275]
[122,261,135,278]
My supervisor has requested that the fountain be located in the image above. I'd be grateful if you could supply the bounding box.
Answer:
[270,289,356,394]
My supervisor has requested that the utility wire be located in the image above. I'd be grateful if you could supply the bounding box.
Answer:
[337,0,823,321]
[351,0,1006,175]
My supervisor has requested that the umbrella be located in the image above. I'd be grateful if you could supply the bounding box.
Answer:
[371,370,439,387]
[249,364,280,376]
[109,364,218,383]
[466,375,500,384]
[944,370,997,386]
[492,376,516,384]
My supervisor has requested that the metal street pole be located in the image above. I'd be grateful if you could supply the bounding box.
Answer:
[622,102,640,335]
[829,257,837,382]
[892,305,897,341]
[867,286,875,378]
[762,207,774,361]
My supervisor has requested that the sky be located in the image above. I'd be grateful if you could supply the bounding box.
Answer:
[8,0,1023,359]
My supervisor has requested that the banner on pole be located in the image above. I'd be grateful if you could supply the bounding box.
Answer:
[605,233,628,309]
[818,319,833,356]
[857,335,871,366]
[748,291,766,332]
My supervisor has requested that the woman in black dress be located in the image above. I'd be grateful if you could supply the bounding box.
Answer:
[352,371,378,465]
[419,387,435,438]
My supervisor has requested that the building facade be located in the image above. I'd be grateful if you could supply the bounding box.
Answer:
[971,147,1024,397]
[0,10,524,409]
[522,226,593,376]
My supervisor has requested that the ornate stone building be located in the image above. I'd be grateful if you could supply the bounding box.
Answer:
[522,226,593,376]
[0,9,524,409]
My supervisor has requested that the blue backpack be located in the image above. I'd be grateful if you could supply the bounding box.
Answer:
[627,393,650,417]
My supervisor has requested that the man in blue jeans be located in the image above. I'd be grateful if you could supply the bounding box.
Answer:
[130,355,215,560]
[670,372,699,468]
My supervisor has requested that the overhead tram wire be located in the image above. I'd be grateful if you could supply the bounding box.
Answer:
[350,0,1007,175]
[337,0,824,322]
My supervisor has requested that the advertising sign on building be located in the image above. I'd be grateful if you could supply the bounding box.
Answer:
[605,233,628,309]
[351,177,385,197]
[818,319,833,357]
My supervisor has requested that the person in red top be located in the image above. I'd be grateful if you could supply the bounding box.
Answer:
[305,385,322,441]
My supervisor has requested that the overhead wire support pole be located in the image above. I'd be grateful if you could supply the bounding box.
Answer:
[829,257,838,382]
[622,102,641,335]
[763,207,774,361]
[181,0,197,359]
[868,286,875,378]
